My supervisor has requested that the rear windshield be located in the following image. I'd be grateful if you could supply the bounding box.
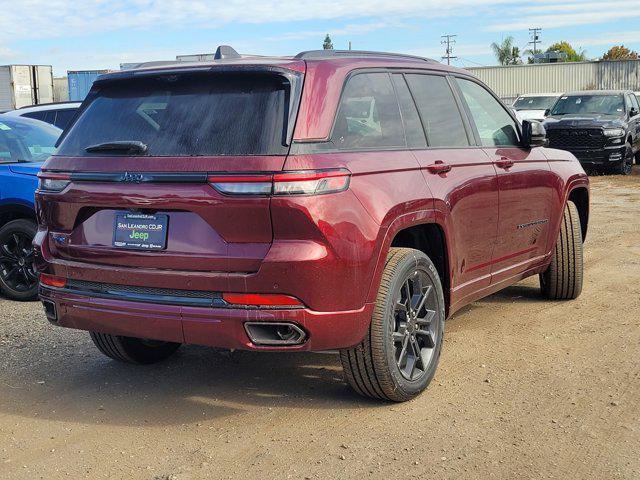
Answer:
[513,96,558,111]
[57,73,290,157]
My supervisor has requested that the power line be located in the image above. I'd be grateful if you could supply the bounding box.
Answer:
[458,57,486,67]
[441,34,457,65]
[529,27,542,55]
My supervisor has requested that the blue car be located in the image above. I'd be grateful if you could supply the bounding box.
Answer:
[0,115,61,300]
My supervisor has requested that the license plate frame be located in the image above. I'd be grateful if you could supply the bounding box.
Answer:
[112,212,169,251]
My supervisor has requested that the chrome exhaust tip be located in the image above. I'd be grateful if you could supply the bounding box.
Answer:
[244,322,307,346]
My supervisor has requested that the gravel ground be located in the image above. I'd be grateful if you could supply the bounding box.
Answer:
[0,174,638,480]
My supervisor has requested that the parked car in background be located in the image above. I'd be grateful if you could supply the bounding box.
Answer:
[512,93,561,123]
[0,115,61,300]
[35,48,588,402]
[4,102,81,130]
[544,90,639,175]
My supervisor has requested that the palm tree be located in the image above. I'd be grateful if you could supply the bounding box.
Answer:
[491,36,522,65]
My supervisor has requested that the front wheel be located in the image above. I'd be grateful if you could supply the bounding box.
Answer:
[0,219,39,301]
[616,144,633,175]
[340,248,445,402]
[90,332,181,364]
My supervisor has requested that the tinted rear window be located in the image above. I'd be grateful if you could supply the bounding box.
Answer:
[57,73,290,157]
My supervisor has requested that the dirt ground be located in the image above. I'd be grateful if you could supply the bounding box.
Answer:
[1,173,639,480]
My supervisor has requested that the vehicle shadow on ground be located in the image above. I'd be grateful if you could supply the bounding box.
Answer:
[0,282,546,427]
[0,342,383,427]
[450,282,546,319]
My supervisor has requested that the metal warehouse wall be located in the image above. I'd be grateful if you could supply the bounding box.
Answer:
[467,60,640,98]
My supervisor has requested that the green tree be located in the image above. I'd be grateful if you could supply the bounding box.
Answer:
[546,41,587,62]
[490,36,522,65]
[323,34,333,50]
[602,45,639,61]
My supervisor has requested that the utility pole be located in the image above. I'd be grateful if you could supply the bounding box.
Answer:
[348,41,352,51]
[529,27,542,55]
[441,34,457,65]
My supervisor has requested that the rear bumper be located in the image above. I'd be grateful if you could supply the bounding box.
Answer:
[39,286,373,351]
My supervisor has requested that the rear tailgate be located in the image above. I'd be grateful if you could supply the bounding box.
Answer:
[38,156,284,273]
[36,65,304,275]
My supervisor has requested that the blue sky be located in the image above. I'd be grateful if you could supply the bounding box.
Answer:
[2,0,640,75]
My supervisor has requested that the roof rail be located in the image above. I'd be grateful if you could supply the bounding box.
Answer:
[294,50,438,63]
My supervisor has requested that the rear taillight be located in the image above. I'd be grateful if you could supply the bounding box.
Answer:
[208,169,350,196]
[273,169,350,196]
[40,273,67,288]
[38,172,71,192]
[222,293,303,307]
[207,174,273,195]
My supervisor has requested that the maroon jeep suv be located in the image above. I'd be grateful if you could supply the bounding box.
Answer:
[34,48,589,401]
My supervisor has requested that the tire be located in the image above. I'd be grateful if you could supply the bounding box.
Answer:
[90,332,181,364]
[540,201,583,300]
[0,219,39,301]
[615,143,633,175]
[340,247,445,402]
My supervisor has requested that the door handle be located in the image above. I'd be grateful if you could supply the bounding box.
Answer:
[426,161,452,174]
[494,157,514,169]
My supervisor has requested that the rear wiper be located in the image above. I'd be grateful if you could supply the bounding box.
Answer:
[85,141,148,155]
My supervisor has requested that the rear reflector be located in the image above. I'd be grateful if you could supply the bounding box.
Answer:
[40,273,67,288]
[208,169,350,196]
[222,293,303,307]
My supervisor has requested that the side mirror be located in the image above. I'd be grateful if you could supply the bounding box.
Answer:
[544,109,551,117]
[630,108,638,117]
[522,120,547,148]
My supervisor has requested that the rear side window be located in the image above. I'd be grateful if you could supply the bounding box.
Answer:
[332,73,404,149]
[53,109,77,130]
[23,110,54,124]
[57,73,291,156]
[456,78,520,147]
[391,74,426,148]
[405,74,469,148]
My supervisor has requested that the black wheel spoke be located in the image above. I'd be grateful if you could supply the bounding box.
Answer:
[398,336,410,365]
[11,234,22,251]
[415,285,432,315]
[3,266,19,280]
[416,309,436,326]
[0,244,17,260]
[403,353,417,379]
[415,329,435,348]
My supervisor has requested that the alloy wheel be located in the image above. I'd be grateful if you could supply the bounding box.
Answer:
[392,269,439,381]
[0,231,38,293]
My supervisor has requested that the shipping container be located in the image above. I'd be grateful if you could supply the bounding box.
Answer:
[53,76,69,102]
[467,60,640,98]
[0,65,54,111]
[67,70,111,101]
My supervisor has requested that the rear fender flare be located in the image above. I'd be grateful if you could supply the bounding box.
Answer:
[365,208,455,313]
